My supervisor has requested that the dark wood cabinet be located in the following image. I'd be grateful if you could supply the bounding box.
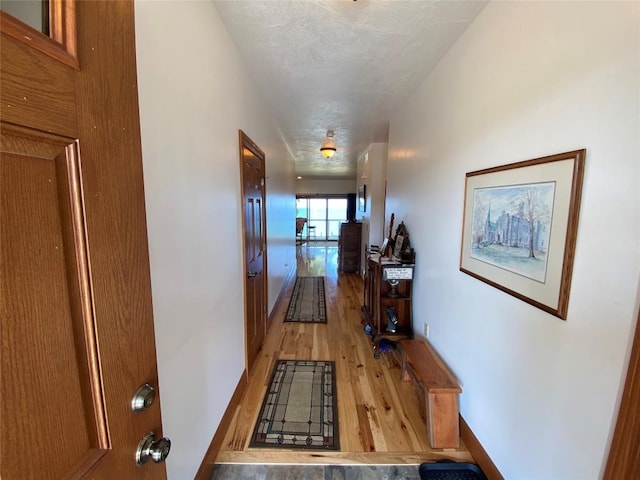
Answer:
[338,222,362,273]
[362,254,414,357]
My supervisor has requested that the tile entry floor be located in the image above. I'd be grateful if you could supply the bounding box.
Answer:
[211,464,421,480]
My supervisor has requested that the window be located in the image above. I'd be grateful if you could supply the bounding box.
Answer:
[296,196,348,241]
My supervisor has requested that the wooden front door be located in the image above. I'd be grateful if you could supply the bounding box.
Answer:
[239,130,267,372]
[1,2,167,479]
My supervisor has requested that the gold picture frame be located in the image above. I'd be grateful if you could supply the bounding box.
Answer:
[459,149,586,319]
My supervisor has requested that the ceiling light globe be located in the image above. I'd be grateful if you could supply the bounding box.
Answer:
[321,147,336,158]
[320,137,336,158]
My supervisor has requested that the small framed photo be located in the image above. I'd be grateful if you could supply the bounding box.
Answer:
[393,234,404,259]
[380,238,389,257]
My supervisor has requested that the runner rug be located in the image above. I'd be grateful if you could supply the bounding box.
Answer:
[250,360,339,450]
[285,276,327,323]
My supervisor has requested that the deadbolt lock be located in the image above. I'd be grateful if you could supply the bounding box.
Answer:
[131,383,156,412]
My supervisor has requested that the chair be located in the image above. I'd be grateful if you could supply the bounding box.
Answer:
[296,217,307,244]
[307,225,317,242]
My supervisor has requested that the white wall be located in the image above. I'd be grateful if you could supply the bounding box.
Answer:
[296,177,356,195]
[134,2,295,478]
[387,2,639,479]
[357,144,388,247]
[356,144,388,272]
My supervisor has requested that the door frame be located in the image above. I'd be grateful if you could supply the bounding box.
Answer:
[238,130,268,374]
[604,304,640,478]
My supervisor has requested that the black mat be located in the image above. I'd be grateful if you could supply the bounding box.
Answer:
[419,461,487,480]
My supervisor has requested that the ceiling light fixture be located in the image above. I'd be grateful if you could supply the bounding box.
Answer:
[320,130,337,158]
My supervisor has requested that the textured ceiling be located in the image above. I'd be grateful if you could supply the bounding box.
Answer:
[214,0,487,178]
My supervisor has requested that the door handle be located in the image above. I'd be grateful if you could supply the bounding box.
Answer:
[247,271,258,278]
[135,431,171,465]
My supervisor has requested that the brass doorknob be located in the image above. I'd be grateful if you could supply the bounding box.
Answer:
[135,431,171,465]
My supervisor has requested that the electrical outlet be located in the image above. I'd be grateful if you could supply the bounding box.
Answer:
[423,322,430,338]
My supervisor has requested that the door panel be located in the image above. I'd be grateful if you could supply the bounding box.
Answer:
[1,2,166,478]
[1,127,108,479]
[0,17,77,135]
[240,131,267,372]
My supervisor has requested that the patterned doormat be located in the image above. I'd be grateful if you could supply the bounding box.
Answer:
[285,276,327,323]
[250,360,338,450]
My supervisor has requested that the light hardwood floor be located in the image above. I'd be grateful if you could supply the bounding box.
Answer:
[214,242,472,465]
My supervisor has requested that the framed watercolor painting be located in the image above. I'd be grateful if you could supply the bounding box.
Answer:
[459,149,585,319]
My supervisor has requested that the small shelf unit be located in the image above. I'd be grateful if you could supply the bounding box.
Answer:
[361,254,414,357]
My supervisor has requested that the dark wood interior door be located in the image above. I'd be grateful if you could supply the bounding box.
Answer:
[240,130,267,372]
[1,2,166,478]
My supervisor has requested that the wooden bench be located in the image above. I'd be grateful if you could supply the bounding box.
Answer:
[400,339,462,449]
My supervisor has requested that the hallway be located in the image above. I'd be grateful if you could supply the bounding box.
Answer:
[209,243,472,472]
